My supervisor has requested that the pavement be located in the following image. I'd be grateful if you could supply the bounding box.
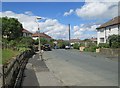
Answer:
[22,52,63,87]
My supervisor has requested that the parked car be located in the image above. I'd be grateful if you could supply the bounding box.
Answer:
[43,44,52,51]
[54,46,59,49]
[65,45,70,49]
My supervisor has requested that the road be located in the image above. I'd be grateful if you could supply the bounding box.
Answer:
[43,49,118,86]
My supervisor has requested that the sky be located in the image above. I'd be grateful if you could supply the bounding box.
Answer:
[1,1,119,40]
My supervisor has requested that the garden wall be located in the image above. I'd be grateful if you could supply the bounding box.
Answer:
[100,48,120,57]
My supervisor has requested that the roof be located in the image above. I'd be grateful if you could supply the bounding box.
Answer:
[56,39,65,43]
[96,16,120,29]
[32,32,52,39]
[70,39,81,42]
[90,37,97,41]
[22,29,32,34]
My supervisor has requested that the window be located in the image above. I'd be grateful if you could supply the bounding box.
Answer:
[118,25,120,30]
[109,27,111,34]
[109,28,111,31]
[100,29,104,32]
[100,38,104,43]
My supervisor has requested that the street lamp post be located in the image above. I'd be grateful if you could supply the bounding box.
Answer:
[36,17,43,61]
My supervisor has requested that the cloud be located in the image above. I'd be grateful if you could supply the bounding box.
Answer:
[85,0,119,2]
[63,9,74,16]
[63,1,118,19]
[38,19,69,39]
[1,11,69,39]
[1,11,100,40]
[73,23,100,39]
[75,2,118,19]
[24,11,33,16]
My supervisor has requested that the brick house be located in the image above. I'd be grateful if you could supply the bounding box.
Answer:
[32,32,52,41]
[22,29,32,37]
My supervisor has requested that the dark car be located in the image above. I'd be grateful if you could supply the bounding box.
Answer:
[43,44,52,51]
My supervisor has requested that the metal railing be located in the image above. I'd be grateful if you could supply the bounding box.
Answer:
[2,50,34,88]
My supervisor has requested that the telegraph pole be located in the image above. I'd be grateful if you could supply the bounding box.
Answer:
[68,24,71,47]
[68,24,70,41]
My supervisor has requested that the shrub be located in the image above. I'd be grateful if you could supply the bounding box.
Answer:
[73,43,80,49]
[9,40,16,47]
[79,43,85,47]
[98,43,109,48]
[108,34,120,48]
[84,46,98,52]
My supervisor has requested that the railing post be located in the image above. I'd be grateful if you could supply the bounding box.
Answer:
[2,65,5,88]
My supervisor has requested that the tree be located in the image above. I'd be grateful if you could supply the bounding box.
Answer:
[34,38,48,45]
[40,38,48,45]
[2,17,23,40]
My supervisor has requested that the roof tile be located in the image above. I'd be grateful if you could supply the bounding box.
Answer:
[96,16,120,29]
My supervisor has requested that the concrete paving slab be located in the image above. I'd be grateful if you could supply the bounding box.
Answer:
[22,53,63,87]
[22,63,40,86]
[35,71,63,86]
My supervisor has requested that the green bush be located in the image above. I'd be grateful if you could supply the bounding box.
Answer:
[20,37,33,46]
[79,43,85,47]
[73,43,80,49]
[108,34,120,48]
[2,38,9,45]
[98,43,109,48]
[9,40,16,47]
[84,46,98,52]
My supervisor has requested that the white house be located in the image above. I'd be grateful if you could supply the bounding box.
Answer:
[96,16,120,45]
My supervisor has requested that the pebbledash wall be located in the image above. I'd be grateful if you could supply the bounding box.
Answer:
[97,24,119,45]
[100,48,120,57]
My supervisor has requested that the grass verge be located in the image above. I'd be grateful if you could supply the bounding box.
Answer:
[2,49,20,65]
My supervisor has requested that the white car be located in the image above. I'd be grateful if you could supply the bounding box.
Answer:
[65,46,70,49]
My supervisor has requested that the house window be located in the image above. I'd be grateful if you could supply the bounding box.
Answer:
[109,27,111,34]
[100,29,104,32]
[100,38,104,43]
[109,28,111,31]
[118,25,120,30]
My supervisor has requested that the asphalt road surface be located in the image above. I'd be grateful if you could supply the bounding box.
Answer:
[43,49,118,86]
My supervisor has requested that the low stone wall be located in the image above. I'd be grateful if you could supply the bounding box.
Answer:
[100,48,120,57]
[2,50,34,87]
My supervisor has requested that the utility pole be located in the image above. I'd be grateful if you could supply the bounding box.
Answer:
[68,24,71,45]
